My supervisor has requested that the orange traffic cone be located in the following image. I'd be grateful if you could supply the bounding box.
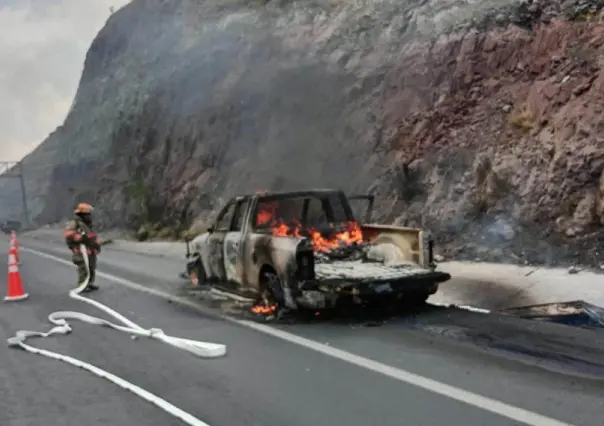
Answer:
[9,231,19,264]
[4,247,28,302]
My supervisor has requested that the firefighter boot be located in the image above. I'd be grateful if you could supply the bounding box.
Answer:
[86,256,99,291]
[75,261,97,292]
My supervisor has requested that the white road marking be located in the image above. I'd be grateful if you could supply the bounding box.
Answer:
[22,246,575,426]
[429,301,491,314]
[13,246,224,426]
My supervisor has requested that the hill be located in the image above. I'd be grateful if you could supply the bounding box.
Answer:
[1,0,603,266]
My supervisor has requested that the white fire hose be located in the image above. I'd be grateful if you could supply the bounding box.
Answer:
[7,244,226,426]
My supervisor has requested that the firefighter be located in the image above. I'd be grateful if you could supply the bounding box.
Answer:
[64,203,101,291]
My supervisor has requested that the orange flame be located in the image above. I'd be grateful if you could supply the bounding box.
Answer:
[255,200,278,226]
[254,199,364,252]
[256,209,273,226]
[271,220,363,253]
[251,304,277,315]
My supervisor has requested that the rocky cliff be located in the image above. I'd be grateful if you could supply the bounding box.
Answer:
[2,0,604,267]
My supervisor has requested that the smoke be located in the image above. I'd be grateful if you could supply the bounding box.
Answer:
[32,0,511,211]
[90,0,517,196]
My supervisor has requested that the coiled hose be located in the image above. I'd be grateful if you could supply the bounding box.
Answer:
[7,244,226,426]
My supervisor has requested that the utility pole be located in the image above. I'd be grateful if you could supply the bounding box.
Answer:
[0,161,31,228]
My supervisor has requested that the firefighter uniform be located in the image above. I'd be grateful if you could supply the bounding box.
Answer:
[63,203,102,291]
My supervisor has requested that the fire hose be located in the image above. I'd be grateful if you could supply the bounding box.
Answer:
[7,244,226,426]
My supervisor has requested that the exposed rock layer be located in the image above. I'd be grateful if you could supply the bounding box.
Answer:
[1,0,603,266]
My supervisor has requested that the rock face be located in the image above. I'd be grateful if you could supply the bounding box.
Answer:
[1,0,604,266]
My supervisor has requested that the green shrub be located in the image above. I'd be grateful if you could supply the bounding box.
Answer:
[157,226,176,239]
[136,223,150,241]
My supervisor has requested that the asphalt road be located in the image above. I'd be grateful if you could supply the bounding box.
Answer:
[1,237,604,426]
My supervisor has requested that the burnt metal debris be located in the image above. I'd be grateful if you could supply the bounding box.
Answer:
[501,300,604,330]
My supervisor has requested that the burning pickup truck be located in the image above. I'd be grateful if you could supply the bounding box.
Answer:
[184,189,451,313]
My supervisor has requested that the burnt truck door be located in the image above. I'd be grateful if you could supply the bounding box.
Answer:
[347,194,375,223]
[222,198,250,291]
[205,201,237,282]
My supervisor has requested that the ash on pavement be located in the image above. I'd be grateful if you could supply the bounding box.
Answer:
[182,283,604,380]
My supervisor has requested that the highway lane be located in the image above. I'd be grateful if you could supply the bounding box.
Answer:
[1,240,529,426]
[0,243,184,426]
[4,237,604,425]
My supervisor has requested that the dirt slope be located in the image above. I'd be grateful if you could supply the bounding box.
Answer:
[1,0,603,266]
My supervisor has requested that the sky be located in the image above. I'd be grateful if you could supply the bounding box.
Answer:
[0,0,131,162]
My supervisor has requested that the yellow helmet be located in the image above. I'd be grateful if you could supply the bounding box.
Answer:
[74,202,93,214]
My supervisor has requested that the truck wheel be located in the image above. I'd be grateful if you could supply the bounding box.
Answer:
[256,270,285,315]
[188,260,207,287]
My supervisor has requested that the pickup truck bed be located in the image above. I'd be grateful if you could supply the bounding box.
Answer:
[301,260,451,301]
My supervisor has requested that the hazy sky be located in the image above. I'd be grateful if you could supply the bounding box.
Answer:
[0,0,131,162]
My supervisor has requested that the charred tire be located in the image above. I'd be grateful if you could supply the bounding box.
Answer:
[187,257,207,286]
[258,269,286,310]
